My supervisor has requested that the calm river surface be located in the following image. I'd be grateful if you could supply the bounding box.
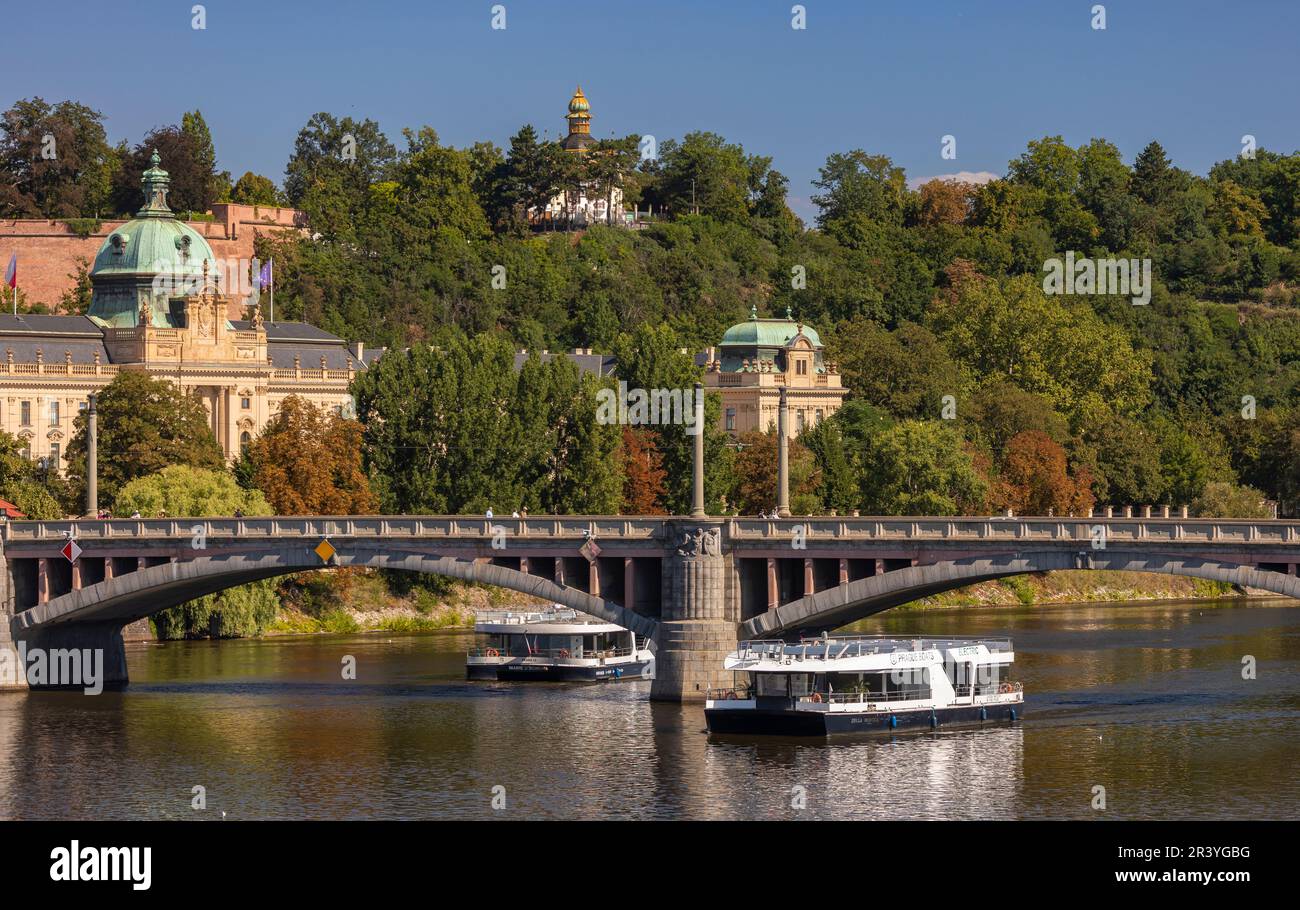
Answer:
[2,598,1297,820]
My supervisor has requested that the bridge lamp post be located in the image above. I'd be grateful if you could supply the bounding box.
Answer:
[691,382,706,518]
[777,386,790,518]
[86,394,98,518]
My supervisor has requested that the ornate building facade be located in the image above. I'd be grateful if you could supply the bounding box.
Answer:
[536,87,628,228]
[702,307,846,439]
[0,153,374,470]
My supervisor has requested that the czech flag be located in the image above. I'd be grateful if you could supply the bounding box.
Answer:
[4,253,14,289]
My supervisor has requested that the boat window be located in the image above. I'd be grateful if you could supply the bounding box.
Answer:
[789,674,813,697]
[755,674,789,697]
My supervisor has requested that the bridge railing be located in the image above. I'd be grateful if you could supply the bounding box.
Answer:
[726,516,1300,545]
[0,515,670,542]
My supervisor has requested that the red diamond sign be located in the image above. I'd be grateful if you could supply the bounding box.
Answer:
[61,539,82,563]
[579,538,601,562]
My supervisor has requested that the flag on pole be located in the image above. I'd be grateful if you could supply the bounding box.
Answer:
[257,259,272,290]
[5,253,15,316]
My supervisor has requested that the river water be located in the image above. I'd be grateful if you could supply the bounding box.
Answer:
[2,598,1296,820]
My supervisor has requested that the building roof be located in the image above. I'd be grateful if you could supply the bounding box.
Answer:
[513,350,617,377]
[230,320,346,343]
[0,314,105,337]
[720,311,823,348]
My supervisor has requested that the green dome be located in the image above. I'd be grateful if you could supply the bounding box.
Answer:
[91,150,214,280]
[90,217,215,280]
[720,311,822,348]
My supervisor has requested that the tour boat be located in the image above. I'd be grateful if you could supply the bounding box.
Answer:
[705,635,1023,736]
[466,606,655,682]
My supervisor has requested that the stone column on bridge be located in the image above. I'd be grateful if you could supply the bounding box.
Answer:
[554,559,565,587]
[37,558,49,604]
[589,559,600,597]
[623,557,635,610]
[0,539,26,690]
[766,557,778,610]
[839,558,849,586]
[519,556,529,575]
[71,559,81,591]
[650,522,738,703]
[875,558,886,577]
[776,387,791,519]
[804,557,815,596]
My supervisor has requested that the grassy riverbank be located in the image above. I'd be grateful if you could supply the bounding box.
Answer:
[247,567,1260,640]
[262,569,547,636]
[898,570,1241,610]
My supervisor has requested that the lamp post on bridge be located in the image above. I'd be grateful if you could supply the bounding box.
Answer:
[777,386,790,518]
[86,393,97,518]
[691,382,706,518]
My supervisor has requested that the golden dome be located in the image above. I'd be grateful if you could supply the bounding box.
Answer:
[568,86,590,114]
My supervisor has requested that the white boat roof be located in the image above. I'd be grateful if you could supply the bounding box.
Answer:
[723,637,1015,673]
[474,607,630,635]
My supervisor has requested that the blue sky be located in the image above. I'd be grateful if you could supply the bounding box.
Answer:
[8,0,1299,223]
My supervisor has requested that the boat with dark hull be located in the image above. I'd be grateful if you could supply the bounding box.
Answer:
[705,636,1023,737]
[466,607,654,682]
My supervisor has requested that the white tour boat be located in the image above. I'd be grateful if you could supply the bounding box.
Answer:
[466,606,655,682]
[705,635,1023,736]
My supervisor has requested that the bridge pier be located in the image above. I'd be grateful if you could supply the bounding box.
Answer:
[650,522,738,703]
[12,622,128,690]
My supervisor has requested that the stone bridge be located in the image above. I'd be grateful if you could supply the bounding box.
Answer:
[3,514,1299,699]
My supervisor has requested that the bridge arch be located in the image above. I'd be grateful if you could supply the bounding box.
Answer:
[741,549,1300,639]
[12,541,659,645]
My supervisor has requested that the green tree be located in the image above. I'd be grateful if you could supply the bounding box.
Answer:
[63,371,225,507]
[229,171,282,205]
[0,97,116,217]
[115,466,278,639]
[858,420,988,515]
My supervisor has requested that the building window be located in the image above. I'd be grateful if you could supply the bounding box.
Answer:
[796,359,807,376]
[48,442,59,467]
[796,411,805,433]
[815,409,824,423]
[20,401,30,426]
[20,445,30,461]
[241,397,251,409]
[49,400,60,424]
[725,407,736,431]
[240,431,251,454]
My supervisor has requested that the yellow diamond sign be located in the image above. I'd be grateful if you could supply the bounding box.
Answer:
[315,539,337,563]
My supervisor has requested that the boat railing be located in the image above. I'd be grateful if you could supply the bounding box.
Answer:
[817,690,934,706]
[705,687,754,701]
[954,681,1023,698]
[734,638,1012,662]
[467,646,635,660]
[474,608,580,624]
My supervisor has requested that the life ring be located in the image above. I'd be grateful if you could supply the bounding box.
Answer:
[559,649,570,659]
[999,682,1012,694]
[486,648,499,657]
[810,692,823,703]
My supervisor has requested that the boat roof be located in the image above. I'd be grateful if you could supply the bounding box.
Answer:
[473,607,631,635]
[724,637,1014,673]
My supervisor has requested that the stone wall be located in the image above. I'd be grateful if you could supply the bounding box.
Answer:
[0,203,305,309]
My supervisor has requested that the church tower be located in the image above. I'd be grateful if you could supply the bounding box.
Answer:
[561,86,595,152]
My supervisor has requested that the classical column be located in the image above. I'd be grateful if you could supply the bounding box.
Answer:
[589,559,601,597]
[691,382,706,518]
[71,559,81,591]
[767,557,778,610]
[777,387,790,518]
[803,557,815,596]
[623,557,636,610]
[651,523,735,702]
[37,558,49,604]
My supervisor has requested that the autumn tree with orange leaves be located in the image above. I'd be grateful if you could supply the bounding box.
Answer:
[992,430,1094,516]
[620,427,667,514]
[244,395,376,515]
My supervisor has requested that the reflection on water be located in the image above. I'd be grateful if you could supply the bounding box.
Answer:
[1,599,1297,820]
